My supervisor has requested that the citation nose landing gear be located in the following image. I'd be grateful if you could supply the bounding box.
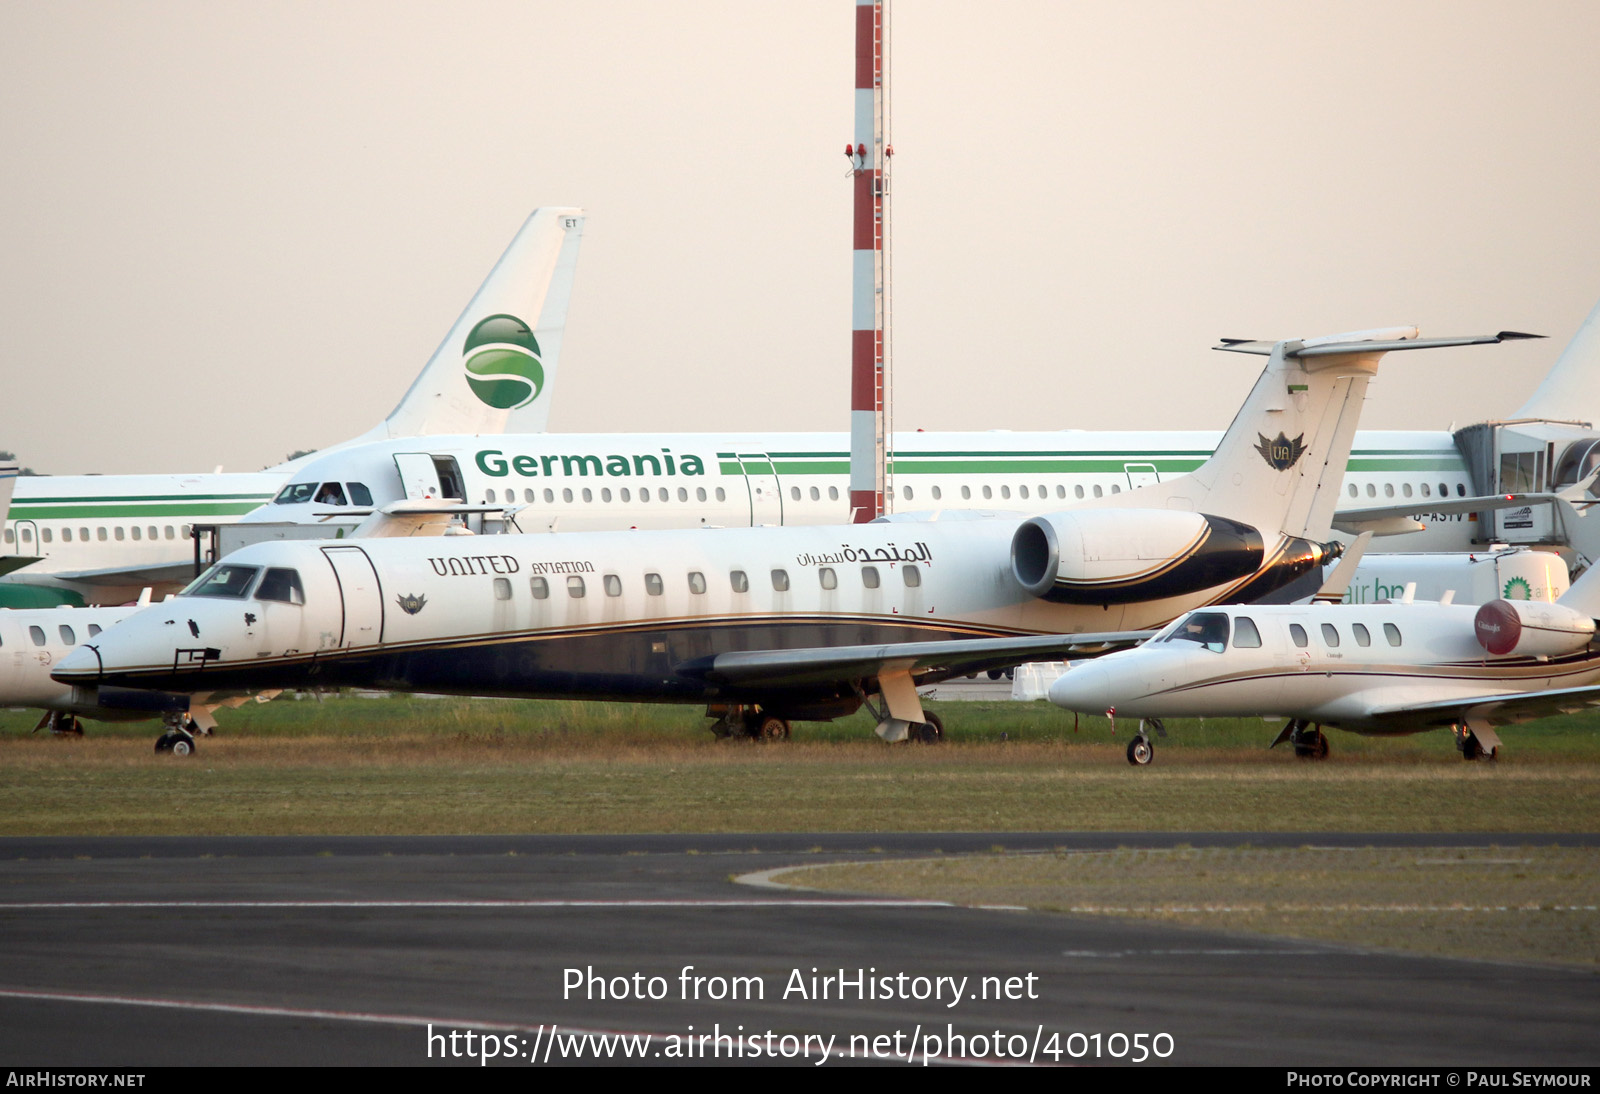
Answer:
[1125,718,1166,766]
[153,711,199,756]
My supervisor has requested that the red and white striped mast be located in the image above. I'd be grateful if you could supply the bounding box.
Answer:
[848,0,892,522]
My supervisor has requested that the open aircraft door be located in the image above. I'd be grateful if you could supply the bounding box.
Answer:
[734,453,784,526]
[321,545,385,648]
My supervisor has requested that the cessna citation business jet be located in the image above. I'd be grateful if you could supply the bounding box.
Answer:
[0,207,585,608]
[1047,548,1600,766]
[56,326,1524,751]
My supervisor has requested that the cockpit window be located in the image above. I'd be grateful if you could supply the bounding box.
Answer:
[256,568,305,605]
[1167,611,1229,653]
[348,482,374,506]
[1233,616,1262,648]
[183,564,261,599]
[314,483,347,506]
[274,482,320,505]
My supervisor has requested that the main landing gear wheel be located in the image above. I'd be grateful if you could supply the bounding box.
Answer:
[1126,736,1153,766]
[1292,725,1329,760]
[155,729,197,756]
[910,712,945,743]
[753,715,791,741]
[1460,733,1498,762]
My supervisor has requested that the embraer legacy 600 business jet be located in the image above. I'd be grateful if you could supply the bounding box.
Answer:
[56,327,1524,750]
[1048,545,1600,765]
[0,207,586,607]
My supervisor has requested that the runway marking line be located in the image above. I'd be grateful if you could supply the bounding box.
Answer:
[0,898,950,910]
[0,987,1044,1067]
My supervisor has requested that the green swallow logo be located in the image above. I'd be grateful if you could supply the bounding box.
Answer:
[463,314,543,409]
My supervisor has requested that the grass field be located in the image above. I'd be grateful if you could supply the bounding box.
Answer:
[2,694,1597,836]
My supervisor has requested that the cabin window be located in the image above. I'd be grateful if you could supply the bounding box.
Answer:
[678,487,688,502]
[29,626,45,646]
[828,486,838,501]
[1000,485,1011,500]
[1289,623,1308,648]
[184,564,260,599]
[349,483,374,506]
[1111,484,1122,494]
[543,488,555,503]
[530,577,549,599]
[562,488,574,503]
[494,578,512,600]
[982,486,993,500]
[1171,612,1229,652]
[1438,482,1448,497]
[582,488,593,503]
[687,571,707,595]
[818,567,837,590]
[1384,484,1394,498]
[1019,485,1029,499]
[58,625,75,645]
[861,565,880,589]
[131,527,141,540]
[256,568,305,605]
[61,529,72,543]
[97,528,108,541]
[181,525,191,538]
[791,487,801,501]
[1233,616,1262,648]
[601,488,613,502]
[697,487,708,502]
[566,576,586,598]
[902,565,921,588]
[147,526,159,540]
[1401,483,1413,498]
[620,488,631,502]
[1421,483,1431,498]
[645,573,664,596]
[1352,623,1371,646]
[716,488,727,502]
[904,486,914,500]
[1321,623,1341,647]
[810,486,821,501]
[730,570,749,593]
[87,624,101,637]
[20,528,32,544]
[486,489,497,503]
[961,486,972,500]
[83,527,92,540]
[1056,486,1066,499]
[1347,483,1358,498]
[1093,485,1103,498]
[770,569,789,592]
[1384,623,1402,646]
[658,488,668,502]
[638,489,649,504]
[1456,484,1467,497]
[603,574,622,597]
[931,486,942,501]
[1075,485,1085,499]
[1366,483,1376,497]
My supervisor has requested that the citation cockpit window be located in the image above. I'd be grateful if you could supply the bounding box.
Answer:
[1167,611,1229,653]
[183,564,261,599]
[273,482,320,505]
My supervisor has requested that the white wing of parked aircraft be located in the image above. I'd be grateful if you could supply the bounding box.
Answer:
[55,325,1523,748]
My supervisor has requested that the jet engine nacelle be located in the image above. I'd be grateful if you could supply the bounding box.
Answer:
[1473,599,1596,657]
[1010,509,1265,604]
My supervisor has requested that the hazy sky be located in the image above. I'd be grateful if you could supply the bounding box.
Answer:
[3,1,1599,475]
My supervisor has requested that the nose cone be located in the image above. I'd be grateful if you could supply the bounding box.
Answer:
[53,644,101,683]
[1048,663,1114,712]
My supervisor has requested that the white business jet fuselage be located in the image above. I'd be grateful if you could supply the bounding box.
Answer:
[56,326,1519,742]
[1047,551,1600,763]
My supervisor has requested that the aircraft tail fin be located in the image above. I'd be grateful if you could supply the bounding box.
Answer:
[1100,329,1533,541]
[345,207,585,445]
[1556,558,1600,617]
[0,459,17,527]
[1514,294,1600,425]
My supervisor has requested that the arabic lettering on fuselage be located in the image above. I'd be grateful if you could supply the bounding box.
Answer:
[794,542,932,567]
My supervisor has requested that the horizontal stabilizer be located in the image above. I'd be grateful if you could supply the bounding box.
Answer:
[1215,331,1542,356]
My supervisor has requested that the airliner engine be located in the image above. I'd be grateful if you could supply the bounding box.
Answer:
[1473,599,1596,657]
[1010,509,1266,604]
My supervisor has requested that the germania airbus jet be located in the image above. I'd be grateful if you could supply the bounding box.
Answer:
[56,326,1523,751]
[0,207,586,607]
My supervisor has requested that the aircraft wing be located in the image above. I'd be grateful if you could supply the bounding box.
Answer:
[43,561,198,589]
[1361,683,1600,732]
[682,630,1154,691]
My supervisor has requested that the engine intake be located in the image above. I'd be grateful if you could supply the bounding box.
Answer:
[1011,509,1265,604]
[1473,599,1595,657]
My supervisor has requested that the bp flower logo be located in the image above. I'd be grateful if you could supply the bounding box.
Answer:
[463,314,543,409]
[1502,576,1533,601]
